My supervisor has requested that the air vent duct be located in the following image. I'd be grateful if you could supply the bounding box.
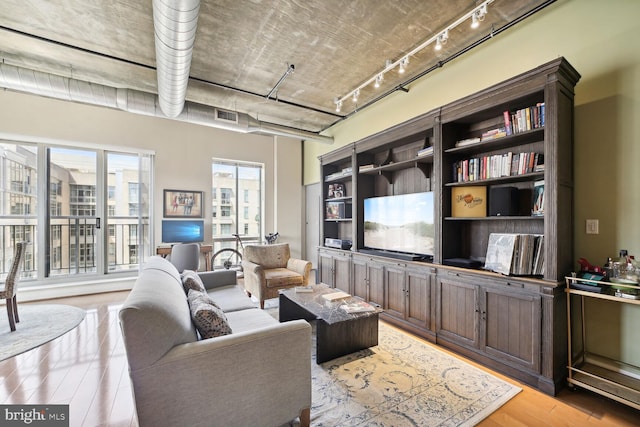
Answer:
[152,0,200,118]
[0,63,333,144]
[215,108,238,123]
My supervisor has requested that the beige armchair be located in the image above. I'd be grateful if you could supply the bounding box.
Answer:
[242,243,312,308]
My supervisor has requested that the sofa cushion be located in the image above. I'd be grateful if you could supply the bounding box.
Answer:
[187,290,232,339]
[181,270,206,294]
[207,284,257,312]
[224,307,279,333]
[265,268,304,288]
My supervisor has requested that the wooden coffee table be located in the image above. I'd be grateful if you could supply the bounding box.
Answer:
[279,283,382,363]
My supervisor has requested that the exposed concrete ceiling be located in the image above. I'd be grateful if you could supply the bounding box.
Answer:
[0,0,551,137]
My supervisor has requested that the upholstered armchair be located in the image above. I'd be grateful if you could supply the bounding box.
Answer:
[242,243,312,308]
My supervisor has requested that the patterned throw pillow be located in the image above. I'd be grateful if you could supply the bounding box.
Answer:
[187,290,232,339]
[181,270,206,294]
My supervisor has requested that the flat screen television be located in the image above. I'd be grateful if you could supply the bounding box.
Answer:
[363,192,435,258]
[162,220,205,243]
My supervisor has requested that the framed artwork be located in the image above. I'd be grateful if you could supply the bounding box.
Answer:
[163,189,204,218]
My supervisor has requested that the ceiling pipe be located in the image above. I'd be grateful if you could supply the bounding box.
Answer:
[152,0,200,118]
[0,63,333,144]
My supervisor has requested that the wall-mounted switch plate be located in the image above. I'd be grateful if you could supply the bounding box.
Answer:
[586,219,599,235]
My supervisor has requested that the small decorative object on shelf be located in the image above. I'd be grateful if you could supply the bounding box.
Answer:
[325,201,350,219]
[451,186,486,218]
[532,180,544,216]
[328,183,344,198]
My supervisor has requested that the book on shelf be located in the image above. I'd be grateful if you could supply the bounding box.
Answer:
[481,127,507,141]
[322,290,351,301]
[504,103,545,135]
[294,285,314,293]
[417,146,434,157]
[359,164,375,172]
[455,137,481,148]
[341,301,376,313]
[452,151,544,183]
[532,180,544,216]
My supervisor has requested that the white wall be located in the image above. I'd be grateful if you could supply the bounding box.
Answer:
[0,89,306,296]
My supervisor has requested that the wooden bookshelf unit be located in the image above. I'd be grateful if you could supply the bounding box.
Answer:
[317,57,581,395]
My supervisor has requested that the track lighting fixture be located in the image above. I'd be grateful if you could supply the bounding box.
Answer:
[471,4,487,28]
[398,57,409,74]
[333,0,493,112]
[435,30,448,51]
[374,73,384,88]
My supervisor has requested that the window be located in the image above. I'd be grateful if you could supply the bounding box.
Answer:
[221,188,232,205]
[212,160,263,257]
[0,141,153,283]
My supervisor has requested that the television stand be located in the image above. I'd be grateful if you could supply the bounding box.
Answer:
[359,248,429,262]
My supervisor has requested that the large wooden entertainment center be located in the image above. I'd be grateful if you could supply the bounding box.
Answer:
[318,58,580,395]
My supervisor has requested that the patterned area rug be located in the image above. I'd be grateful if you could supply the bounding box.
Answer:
[0,304,86,362]
[311,322,521,426]
[265,303,521,427]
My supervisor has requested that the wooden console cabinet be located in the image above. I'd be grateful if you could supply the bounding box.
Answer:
[317,58,580,395]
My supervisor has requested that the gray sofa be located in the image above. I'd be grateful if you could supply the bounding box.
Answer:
[118,256,312,427]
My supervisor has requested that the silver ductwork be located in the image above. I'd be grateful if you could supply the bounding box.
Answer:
[0,63,333,143]
[152,0,200,118]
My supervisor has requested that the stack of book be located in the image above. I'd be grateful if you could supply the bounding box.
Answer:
[417,146,434,157]
[484,233,544,276]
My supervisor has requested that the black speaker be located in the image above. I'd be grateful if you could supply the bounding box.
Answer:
[489,187,519,216]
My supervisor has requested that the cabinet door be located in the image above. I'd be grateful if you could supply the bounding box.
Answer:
[333,253,352,293]
[406,267,433,330]
[385,263,406,318]
[368,262,385,307]
[437,278,479,348]
[482,285,541,373]
[352,256,369,300]
[317,250,335,287]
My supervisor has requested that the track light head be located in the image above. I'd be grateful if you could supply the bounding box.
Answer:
[472,4,488,28]
[374,73,384,88]
[399,56,409,74]
[334,98,342,112]
[352,89,359,103]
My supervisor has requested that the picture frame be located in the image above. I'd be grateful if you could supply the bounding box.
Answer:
[163,189,204,218]
[329,183,345,199]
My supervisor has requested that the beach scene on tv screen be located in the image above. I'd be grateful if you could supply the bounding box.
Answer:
[364,192,435,255]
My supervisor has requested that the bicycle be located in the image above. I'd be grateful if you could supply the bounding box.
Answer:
[210,232,279,272]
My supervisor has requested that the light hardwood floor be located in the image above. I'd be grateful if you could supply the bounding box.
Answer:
[1,290,638,426]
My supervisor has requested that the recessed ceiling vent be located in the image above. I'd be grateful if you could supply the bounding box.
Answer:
[215,108,238,124]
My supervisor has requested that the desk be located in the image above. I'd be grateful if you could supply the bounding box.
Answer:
[156,244,213,271]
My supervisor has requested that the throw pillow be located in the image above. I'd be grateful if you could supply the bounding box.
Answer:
[187,290,232,339]
[181,270,206,294]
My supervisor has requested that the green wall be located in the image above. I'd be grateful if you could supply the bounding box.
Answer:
[304,0,640,364]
